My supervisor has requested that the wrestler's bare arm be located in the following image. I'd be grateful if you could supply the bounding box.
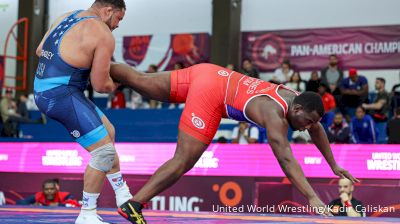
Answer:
[308,123,359,183]
[89,21,118,93]
[261,106,319,200]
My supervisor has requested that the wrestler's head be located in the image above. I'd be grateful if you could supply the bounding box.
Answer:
[287,92,325,131]
[92,0,126,31]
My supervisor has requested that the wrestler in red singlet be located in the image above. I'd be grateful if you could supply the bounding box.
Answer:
[169,63,299,144]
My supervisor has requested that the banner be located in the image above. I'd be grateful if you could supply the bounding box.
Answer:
[123,33,210,71]
[0,55,3,86]
[242,25,400,72]
[1,143,400,178]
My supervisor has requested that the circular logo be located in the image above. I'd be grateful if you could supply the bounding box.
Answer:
[250,34,286,71]
[217,70,230,77]
[213,181,242,207]
[191,113,205,129]
[71,130,80,138]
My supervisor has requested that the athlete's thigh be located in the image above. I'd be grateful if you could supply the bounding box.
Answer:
[174,130,208,165]
[178,85,224,145]
[37,90,110,149]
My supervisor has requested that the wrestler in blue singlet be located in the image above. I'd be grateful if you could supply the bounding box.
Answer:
[34,10,107,148]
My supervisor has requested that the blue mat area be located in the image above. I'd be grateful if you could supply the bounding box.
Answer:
[1,206,400,224]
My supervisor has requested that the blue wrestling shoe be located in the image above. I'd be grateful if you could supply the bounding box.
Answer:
[118,200,147,224]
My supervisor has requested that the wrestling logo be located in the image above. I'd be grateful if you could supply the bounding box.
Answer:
[112,177,124,188]
[71,130,80,138]
[217,70,230,77]
[192,113,205,129]
[247,34,286,71]
[213,181,243,207]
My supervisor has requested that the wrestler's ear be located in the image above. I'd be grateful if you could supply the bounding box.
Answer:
[292,104,303,113]
[105,6,113,17]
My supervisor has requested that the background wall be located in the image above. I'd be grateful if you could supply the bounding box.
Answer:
[0,0,19,89]
[241,0,400,90]
[42,0,400,91]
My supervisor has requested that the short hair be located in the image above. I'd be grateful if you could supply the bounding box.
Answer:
[396,107,400,115]
[282,59,291,67]
[376,77,386,84]
[94,0,126,10]
[42,179,57,188]
[356,106,366,113]
[293,92,325,117]
[149,64,158,72]
[329,54,337,58]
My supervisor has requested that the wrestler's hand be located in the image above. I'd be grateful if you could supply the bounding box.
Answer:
[309,196,332,216]
[331,165,360,183]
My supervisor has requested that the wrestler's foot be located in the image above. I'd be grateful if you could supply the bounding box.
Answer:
[75,209,110,224]
[118,200,147,224]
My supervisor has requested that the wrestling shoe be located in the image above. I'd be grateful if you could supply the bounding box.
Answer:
[118,200,147,224]
[75,209,110,224]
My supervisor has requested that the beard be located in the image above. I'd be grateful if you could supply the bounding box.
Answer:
[105,13,114,30]
[330,62,338,66]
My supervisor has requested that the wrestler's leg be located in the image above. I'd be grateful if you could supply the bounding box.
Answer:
[110,63,171,102]
[133,130,207,203]
[100,114,133,207]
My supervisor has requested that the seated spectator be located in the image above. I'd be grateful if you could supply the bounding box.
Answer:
[387,107,400,144]
[340,68,368,118]
[327,112,351,144]
[362,77,389,143]
[226,63,235,71]
[231,122,259,144]
[109,85,126,109]
[362,77,390,123]
[240,59,259,79]
[321,54,344,94]
[306,71,321,92]
[318,83,336,130]
[16,179,80,207]
[328,178,365,217]
[390,76,400,113]
[272,59,292,84]
[285,71,306,92]
[351,106,376,144]
[147,64,161,109]
[174,61,185,70]
[1,89,45,137]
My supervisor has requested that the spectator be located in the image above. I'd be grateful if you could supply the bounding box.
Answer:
[1,89,44,137]
[16,179,80,207]
[351,106,376,144]
[217,136,228,143]
[340,68,368,118]
[231,122,259,144]
[240,59,259,79]
[272,59,292,83]
[362,77,390,122]
[109,85,126,109]
[321,54,344,94]
[318,83,336,130]
[285,71,306,92]
[327,112,351,144]
[328,178,365,217]
[226,64,235,71]
[174,61,185,70]
[387,107,400,144]
[147,64,160,109]
[390,74,400,112]
[306,71,321,92]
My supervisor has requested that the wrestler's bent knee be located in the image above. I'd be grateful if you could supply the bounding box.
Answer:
[89,143,116,172]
